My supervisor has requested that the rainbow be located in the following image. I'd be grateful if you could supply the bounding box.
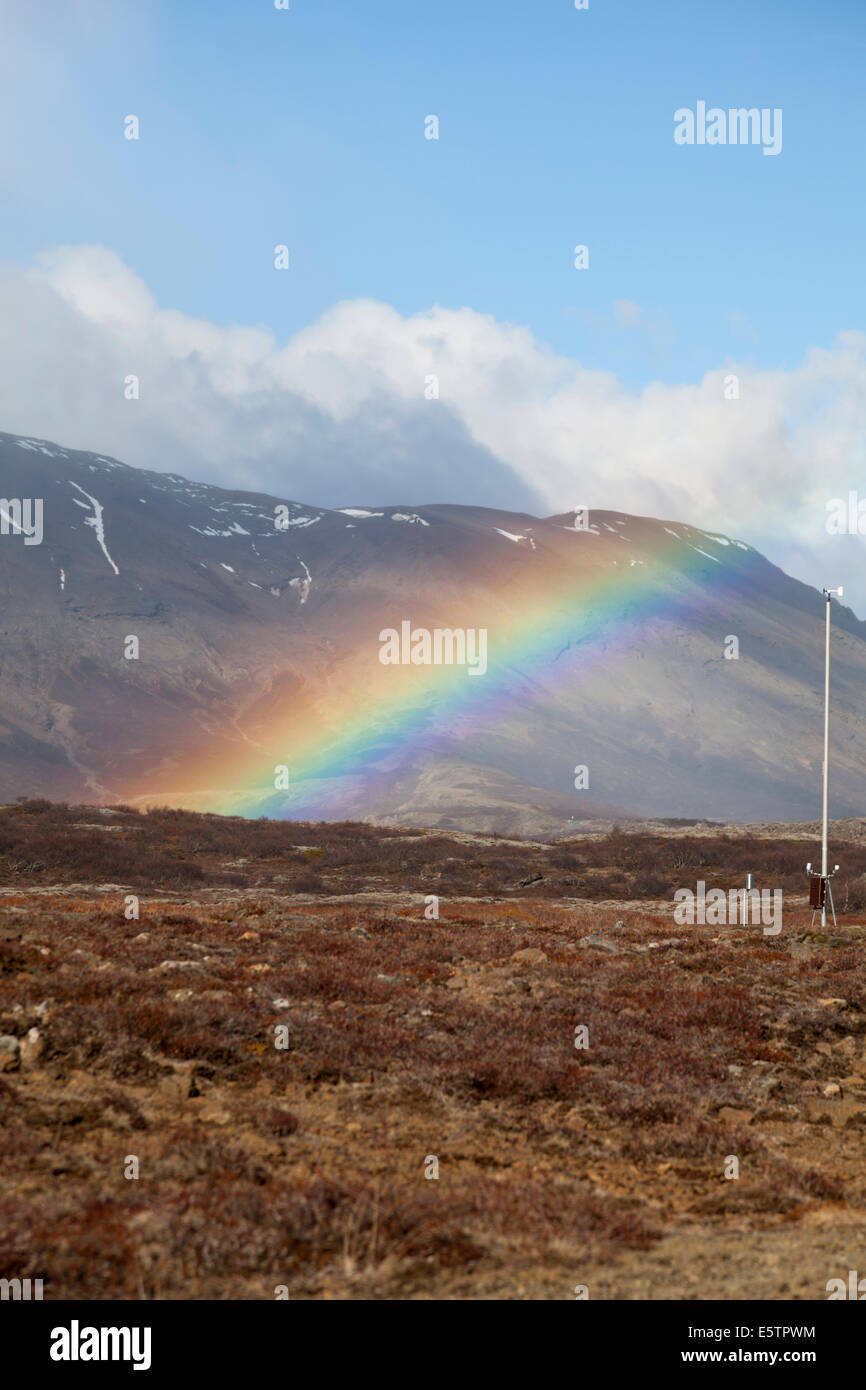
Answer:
[130,525,738,818]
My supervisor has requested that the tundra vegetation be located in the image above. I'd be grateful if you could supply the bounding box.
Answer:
[0,800,864,1299]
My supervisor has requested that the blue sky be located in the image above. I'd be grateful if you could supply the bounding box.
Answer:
[4,0,864,388]
[0,0,864,610]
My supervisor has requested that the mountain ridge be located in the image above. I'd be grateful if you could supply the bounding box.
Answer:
[0,429,863,833]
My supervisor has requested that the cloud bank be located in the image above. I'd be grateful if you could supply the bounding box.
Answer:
[1,244,864,609]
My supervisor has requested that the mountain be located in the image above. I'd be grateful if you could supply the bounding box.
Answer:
[0,429,864,835]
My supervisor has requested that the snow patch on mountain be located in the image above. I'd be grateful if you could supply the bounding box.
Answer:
[687,543,720,563]
[190,522,260,538]
[68,481,119,575]
[16,438,69,459]
[289,559,312,604]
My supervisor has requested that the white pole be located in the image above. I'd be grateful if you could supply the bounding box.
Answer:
[821,591,830,926]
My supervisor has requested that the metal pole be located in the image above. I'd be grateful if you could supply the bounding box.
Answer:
[821,591,831,927]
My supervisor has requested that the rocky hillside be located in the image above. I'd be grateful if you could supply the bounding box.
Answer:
[0,429,864,830]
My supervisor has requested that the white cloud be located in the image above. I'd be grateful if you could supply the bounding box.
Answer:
[1,244,864,610]
[613,298,642,325]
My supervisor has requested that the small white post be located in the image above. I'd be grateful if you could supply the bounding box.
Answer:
[820,587,843,928]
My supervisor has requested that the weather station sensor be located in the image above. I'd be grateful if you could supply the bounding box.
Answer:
[807,589,845,927]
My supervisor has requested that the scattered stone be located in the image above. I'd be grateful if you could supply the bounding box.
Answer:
[239,930,260,941]
[19,1027,44,1069]
[751,1104,799,1123]
[517,873,543,888]
[718,1105,753,1124]
[151,959,205,975]
[822,1082,842,1098]
[511,948,548,965]
[272,997,290,1009]
[788,941,815,961]
[328,1000,346,1011]
[0,1035,20,1071]
[753,1076,783,1098]
[577,935,622,954]
[71,948,99,965]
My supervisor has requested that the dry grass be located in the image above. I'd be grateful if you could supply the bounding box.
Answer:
[0,807,865,1300]
[1,799,865,902]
